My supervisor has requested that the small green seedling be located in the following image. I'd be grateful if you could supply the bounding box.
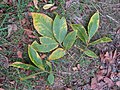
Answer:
[71,11,112,58]
[10,13,77,85]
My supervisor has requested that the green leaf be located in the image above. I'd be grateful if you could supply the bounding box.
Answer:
[89,37,112,45]
[63,31,77,50]
[53,15,67,43]
[32,41,58,53]
[71,24,88,44]
[88,11,99,40]
[31,13,54,38]
[84,50,98,58]
[47,73,54,85]
[28,45,45,70]
[10,62,39,70]
[48,48,66,60]
[40,37,58,45]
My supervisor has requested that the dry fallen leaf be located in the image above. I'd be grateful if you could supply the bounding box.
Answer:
[72,67,78,71]
[6,24,17,38]
[104,77,114,87]
[98,81,106,90]
[43,3,54,10]
[33,0,39,9]
[65,88,72,90]
[91,77,98,89]
[17,51,22,59]
[10,81,15,84]
[116,81,120,87]
[96,75,104,81]
[0,47,2,51]
[50,6,57,11]
[0,88,5,90]
[77,64,80,70]
[24,29,36,38]
[41,54,47,59]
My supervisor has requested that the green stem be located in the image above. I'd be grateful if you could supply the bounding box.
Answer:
[20,71,50,81]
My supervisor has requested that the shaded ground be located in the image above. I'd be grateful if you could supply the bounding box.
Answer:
[0,0,120,90]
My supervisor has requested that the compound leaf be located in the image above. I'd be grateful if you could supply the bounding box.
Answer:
[63,31,77,50]
[53,15,67,44]
[48,48,66,60]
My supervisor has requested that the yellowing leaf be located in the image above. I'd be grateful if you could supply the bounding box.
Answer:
[48,48,66,60]
[10,62,38,70]
[31,13,54,38]
[89,37,112,45]
[84,50,98,58]
[33,0,39,9]
[32,41,58,53]
[28,45,45,70]
[88,11,99,41]
[63,31,77,50]
[43,3,54,10]
[71,24,88,44]
[53,15,67,44]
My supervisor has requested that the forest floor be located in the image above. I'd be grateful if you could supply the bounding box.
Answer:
[0,0,120,90]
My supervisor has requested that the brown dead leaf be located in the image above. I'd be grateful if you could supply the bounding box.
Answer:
[98,81,106,90]
[77,64,80,70]
[65,88,72,90]
[104,77,114,87]
[97,69,107,76]
[106,66,112,76]
[24,29,36,38]
[10,81,15,84]
[41,54,47,59]
[6,24,17,38]
[17,51,22,59]
[65,0,72,8]
[28,35,37,38]
[72,67,78,71]
[0,47,2,50]
[116,81,120,87]
[43,3,55,10]
[33,0,39,9]
[0,88,5,90]
[91,77,98,89]
[96,75,104,81]
[100,50,118,64]
[50,6,57,11]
